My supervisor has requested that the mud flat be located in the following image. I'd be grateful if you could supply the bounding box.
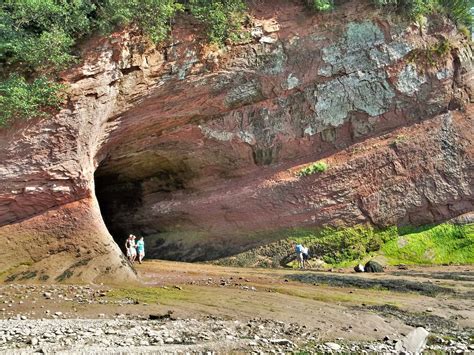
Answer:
[0,261,472,353]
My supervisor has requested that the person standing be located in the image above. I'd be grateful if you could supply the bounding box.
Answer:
[301,245,310,269]
[136,236,145,264]
[129,235,137,263]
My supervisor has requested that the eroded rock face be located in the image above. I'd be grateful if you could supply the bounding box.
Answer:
[0,1,473,279]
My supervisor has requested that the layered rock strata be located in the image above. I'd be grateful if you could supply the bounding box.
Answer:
[0,1,472,280]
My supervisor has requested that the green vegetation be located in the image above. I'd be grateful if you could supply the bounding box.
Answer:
[407,38,453,67]
[189,0,247,44]
[0,0,96,126]
[96,0,183,43]
[382,223,474,265]
[372,0,473,28]
[107,286,190,304]
[291,225,398,265]
[1,0,471,127]
[0,74,64,126]
[0,0,247,126]
[311,0,335,12]
[215,222,473,269]
[288,222,473,267]
[297,161,329,177]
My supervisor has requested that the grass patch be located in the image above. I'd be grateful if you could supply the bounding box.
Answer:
[297,161,329,177]
[290,223,473,267]
[107,286,191,304]
[381,223,474,265]
[290,225,398,266]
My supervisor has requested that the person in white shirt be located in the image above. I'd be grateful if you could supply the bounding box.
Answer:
[301,246,309,269]
[129,235,137,263]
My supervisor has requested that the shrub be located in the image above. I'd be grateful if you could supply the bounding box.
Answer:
[312,0,335,11]
[372,0,473,28]
[0,74,64,126]
[0,0,94,72]
[297,161,329,177]
[0,0,184,125]
[96,0,183,43]
[437,0,473,27]
[302,0,335,12]
[188,0,247,44]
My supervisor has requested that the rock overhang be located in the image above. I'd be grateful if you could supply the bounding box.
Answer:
[0,1,473,280]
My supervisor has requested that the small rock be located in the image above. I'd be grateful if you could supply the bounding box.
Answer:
[325,342,341,351]
[262,20,280,33]
[29,337,39,346]
[251,27,263,39]
[270,338,293,346]
[259,36,277,44]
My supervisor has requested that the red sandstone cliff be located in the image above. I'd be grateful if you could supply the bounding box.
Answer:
[0,1,472,281]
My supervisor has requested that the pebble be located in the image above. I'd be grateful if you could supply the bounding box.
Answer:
[325,342,342,351]
[0,285,469,353]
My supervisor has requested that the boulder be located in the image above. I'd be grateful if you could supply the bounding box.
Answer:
[395,327,429,353]
[364,260,384,273]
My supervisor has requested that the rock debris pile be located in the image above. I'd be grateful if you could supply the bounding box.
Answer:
[0,317,472,353]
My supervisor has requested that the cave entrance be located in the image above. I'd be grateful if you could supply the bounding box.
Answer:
[94,172,143,256]
[93,155,191,260]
